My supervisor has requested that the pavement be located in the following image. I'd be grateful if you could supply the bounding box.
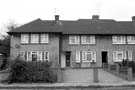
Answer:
[0,69,135,88]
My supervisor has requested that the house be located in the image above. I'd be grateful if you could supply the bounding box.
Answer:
[8,15,135,68]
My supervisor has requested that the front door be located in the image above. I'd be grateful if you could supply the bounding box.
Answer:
[65,52,71,67]
[102,51,108,65]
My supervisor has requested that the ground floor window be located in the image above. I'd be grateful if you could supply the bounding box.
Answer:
[113,51,132,62]
[20,51,49,61]
[20,51,25,60]
[75,51,96,63]
[44,51,49,62]
[82,51,96,62]
[76,51,80,62]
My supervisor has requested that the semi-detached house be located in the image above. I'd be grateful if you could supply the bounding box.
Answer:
[8,15,135,68]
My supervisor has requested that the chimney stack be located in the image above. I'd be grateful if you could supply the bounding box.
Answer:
[55,15,59,21]
[92,15,99,21]
[132,16,135,22]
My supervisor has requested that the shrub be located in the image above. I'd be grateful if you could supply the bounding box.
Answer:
[121,59,135,74]
[7,57,57,83]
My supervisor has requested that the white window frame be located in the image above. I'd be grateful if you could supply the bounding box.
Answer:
[44,51,49,61]
[128,51,132,61]
[76,51,80,63]
[37,51,42,61]
[69,35,80,44]
[40,34,49,43]
[21,34,29,43]
[127,36,135,44]
[30,34,39,43]
[113,51,124,62]
[82,51,96,62]
[20,51,25,60]
[27,51,42,61]
[81,35,95,44]
[112,36,126,44]
[27,51,32,61]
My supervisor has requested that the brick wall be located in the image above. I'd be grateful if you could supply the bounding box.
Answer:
[61,35,135,67]
[10,33,60,67]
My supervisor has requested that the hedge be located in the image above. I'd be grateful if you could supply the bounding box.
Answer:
[7,57,57,83]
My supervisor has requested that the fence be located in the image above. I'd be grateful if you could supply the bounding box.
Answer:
[103,63,135,81]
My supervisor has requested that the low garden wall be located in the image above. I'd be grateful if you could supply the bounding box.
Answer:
[103,63,135,81]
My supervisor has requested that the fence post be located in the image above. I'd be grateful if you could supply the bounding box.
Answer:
[91,61,99,83]
[116,64,119,74]
[128,68,133,81]
[108,64,110,71]
[57,64,63,83]
[93,67,98,82]
[102,63,104,69]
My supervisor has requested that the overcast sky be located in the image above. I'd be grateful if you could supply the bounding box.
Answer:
[0,0,135,35]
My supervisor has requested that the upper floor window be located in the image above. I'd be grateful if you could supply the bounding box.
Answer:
[69,35,80,44]
[40,34,49,43]
[21,34,29,43]
[82,51,96,62]
[127,36,135,44]
[31,34,39,43]
[112,36,126,44]
[81,35,95,44]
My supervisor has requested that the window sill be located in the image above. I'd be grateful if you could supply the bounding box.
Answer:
[21,43,49,45]
[112,43,126,45]
[113,60,122,62]
[82,61,91,62]
[127,43,135,44]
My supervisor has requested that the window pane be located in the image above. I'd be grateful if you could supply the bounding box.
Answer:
[31,34,39,43]
[128,51,132,61]
[81,36,86,44]
[113,36,126,44]
[76,36,80,44]
[21,34,29,43]
[90,36,95,44]
[127,36,135,44]
[82,51,86,60]
[117,53,122,60]
[69,35,80,44]
[76,51,80,62]
[81,36,95,44]
[44,51,49,61]
[41,34,49,43]
[27,52,32,61]
[37,51,42,61]
[32,53,37,61]
[87,52,92,61]
[20,51,25,60]
[113,51,123,62]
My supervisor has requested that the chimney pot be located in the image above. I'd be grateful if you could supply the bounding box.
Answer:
[132,16,135,22]
[55,15,59,21]
[92,15,99,20]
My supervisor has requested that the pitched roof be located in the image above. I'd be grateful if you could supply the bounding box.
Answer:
[9,18,135,34]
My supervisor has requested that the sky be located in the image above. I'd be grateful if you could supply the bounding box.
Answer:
[0,0,135,36]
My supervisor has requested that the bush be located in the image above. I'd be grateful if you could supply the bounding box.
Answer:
[121,59,135,73]
[7,57,57,83]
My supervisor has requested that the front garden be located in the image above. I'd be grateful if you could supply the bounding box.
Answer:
[103,59,135,81]
[0,56,58,84]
